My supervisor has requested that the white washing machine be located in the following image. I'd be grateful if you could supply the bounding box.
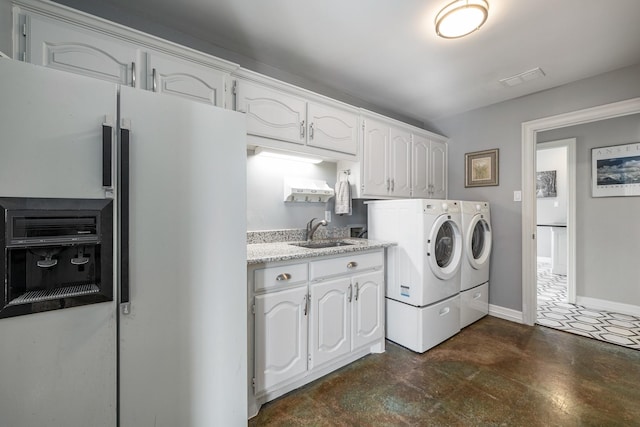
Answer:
[459,201,492,327]
[367,199,463,353]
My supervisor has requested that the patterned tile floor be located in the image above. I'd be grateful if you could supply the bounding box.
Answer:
[537,260,640,350]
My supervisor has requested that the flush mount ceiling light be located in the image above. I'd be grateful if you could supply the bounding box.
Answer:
[254,147,323,164]
[435,0,489,39]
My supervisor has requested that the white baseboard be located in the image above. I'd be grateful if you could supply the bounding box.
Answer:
[576,296,640,317]
[489,304,524,324]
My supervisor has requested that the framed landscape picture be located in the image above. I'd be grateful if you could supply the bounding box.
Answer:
[592,142,640,197]
[465,148,499,187]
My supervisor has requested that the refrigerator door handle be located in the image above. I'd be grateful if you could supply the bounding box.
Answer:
[120,122,131,315]
[102,117,114,193]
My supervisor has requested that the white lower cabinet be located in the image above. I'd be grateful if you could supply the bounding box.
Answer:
[248,250,385,417]
[254,286,308,394]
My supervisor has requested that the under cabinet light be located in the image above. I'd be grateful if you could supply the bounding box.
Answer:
[254,147,323,164]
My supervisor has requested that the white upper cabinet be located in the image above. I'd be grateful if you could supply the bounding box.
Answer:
[235,79,306,145]
[362,117,390,197]
[147,52,228,107]
[412,133,431,198]
[388,126,412,197]
[306,102,358,155]
[412,132,448,199]
[25,13,140,86]
[339,112,448,200]
[16,3,237,107]
[429,139,448,199]
[234,73,359,159]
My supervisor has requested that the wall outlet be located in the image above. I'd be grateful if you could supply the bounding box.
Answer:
[514,190,522,202]
[324,210,331,222]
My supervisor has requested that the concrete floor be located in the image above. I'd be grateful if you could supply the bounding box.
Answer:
[249,316,640,426]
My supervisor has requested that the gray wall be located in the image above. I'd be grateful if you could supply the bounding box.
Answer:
[538,115,640,306]
[246,151,367,232]
[432,63,640,312]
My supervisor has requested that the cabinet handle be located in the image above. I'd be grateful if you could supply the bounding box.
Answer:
[347,261,358,269]
[300,120,305,138]
[307,293,311,315]
[348,284,353,303]
[354,282,359,301]
[152,68,158,92]
[131,62,136,88]
[391,179,395,192]
[309,122,314,139]
[275,273,291,281]
[386,178,390,191]
[303,294,308,316]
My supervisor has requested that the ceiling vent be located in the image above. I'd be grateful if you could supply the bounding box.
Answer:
[499,67,546,87]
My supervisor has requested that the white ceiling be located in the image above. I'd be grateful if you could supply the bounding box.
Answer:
[67,0,640,123]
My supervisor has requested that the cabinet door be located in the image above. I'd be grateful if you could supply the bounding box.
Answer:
[389,126,412,197]
[306,102,358,155]
[352,270,384,350]
[430,140,447,199]
[27,14,139,86]
[147,52,228,107]
[254,287,308,394]
[412,133,431,198]
[309,277,351,369]
[236,79,306,144]
[362,118,389,197]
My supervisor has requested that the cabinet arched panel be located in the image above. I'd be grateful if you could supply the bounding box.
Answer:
[157,73,219,104]
[389,127,412,197]
[44,43,130,84]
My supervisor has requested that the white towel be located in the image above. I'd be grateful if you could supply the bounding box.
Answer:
[334,174,352,216]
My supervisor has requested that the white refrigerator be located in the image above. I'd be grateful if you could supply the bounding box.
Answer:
[0,59,247,426]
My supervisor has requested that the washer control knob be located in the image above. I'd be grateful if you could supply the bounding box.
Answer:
[476,204,482,211]
[442,202,448,211]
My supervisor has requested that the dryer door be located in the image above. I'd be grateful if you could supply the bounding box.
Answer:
[466,214,492,270]
[427,214,462,280]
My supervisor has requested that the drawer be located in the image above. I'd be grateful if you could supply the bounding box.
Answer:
[309,251,383,281]
[254,262,308,292]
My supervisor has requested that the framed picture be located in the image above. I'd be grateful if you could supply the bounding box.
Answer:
[536,170,557,198]
[592,142,640,197]
[465,149,499,187]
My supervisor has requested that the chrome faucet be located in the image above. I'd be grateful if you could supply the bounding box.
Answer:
[306,218,328,241]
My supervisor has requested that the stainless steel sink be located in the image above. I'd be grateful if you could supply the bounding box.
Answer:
[290,240,354,249]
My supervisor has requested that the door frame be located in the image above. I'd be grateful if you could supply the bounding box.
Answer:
[536,139,576,303]
[520,97,640,326]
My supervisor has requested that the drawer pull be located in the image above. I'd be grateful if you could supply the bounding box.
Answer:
[354,282,359,301]
[348,284,353,302]
[347,261,358,269]
[276,273,292,281]
[439,307,450,316]
[473,292,482,300]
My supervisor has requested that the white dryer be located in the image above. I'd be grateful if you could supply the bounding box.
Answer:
[459,201,492,327]
[367,199,463,353]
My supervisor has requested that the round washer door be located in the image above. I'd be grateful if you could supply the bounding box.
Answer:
[427,214,462,280]
[466,214,492,270]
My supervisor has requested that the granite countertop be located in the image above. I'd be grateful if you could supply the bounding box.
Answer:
[247,237,394,264]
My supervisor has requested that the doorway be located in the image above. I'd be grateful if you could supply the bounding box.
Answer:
[535,139,575,328]
[520,97,640,326]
